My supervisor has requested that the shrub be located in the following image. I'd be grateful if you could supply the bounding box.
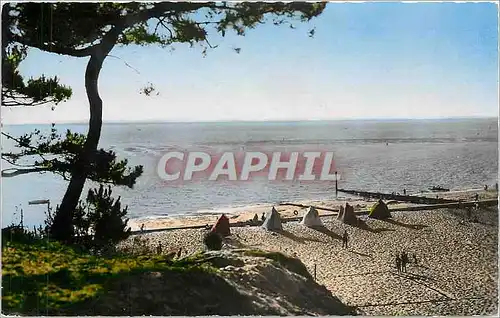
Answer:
[203,231,223,251]
[48,184,131,253]
[87,185,131,249]
[1,225,43,246]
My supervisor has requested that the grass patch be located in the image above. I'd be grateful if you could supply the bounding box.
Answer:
[242,249,313,280]
[1,240,218,315]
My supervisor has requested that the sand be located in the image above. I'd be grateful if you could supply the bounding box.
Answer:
[119,204,498,316]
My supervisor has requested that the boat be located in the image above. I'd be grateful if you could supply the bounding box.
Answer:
[429,186,450,192]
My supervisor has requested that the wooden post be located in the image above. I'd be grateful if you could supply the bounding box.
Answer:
[335,171,338,198]
[314,263,317,281]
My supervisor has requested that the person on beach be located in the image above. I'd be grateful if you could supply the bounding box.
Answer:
[395,255,401,272]
[261,212,266,222]
[475,193,479,201]
[412,253,418,265]
[140,223,145,233]
[403,189,406,195]
[484,185,488,191]
[342,230,349,248]
[496,183,498,192]
[401,251,408,272]
[252,214,259,224]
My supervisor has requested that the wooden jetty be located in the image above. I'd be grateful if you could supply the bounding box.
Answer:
[370,198,498,214]
[280,199,498,216]
[337,188,458,204]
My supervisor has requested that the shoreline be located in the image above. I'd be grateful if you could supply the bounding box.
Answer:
[127,188,498,232]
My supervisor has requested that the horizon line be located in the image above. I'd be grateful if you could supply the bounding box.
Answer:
[2,115,498,126]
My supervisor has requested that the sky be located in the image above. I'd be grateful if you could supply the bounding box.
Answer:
[2,1,499,124]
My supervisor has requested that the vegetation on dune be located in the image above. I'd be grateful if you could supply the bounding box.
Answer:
[1,239,219,315]
[2,236,345,316]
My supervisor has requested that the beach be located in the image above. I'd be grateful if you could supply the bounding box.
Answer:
[119,189,498,316]
[128,188,497,231]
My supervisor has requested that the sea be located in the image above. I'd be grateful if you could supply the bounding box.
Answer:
[1,118,498,229]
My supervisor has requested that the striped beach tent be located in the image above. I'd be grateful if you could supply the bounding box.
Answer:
[301,206,323,227]
[368,199,391,220]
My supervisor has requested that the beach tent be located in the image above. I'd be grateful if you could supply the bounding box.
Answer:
[368,199,391,220]
[301,206,323,227]
[211,214,231,237]
[337,203,358,225]
[262,207,283,231]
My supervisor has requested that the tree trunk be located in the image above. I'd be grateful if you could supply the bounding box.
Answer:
[50,39,116,242]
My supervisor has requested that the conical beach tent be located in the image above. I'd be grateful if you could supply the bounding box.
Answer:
[368,199,391,219]
[338,203,358,225]
[301,206,323,227]
[211,214,231,236]
[262,207,283,231]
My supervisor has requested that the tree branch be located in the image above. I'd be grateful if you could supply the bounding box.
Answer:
[8,34,95,57]
[0,155,36,168]
[158,18,174,38]
[2,131,40,152]
[1,167,50,177]
[1,96,57,107]
[1,131,56,165]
